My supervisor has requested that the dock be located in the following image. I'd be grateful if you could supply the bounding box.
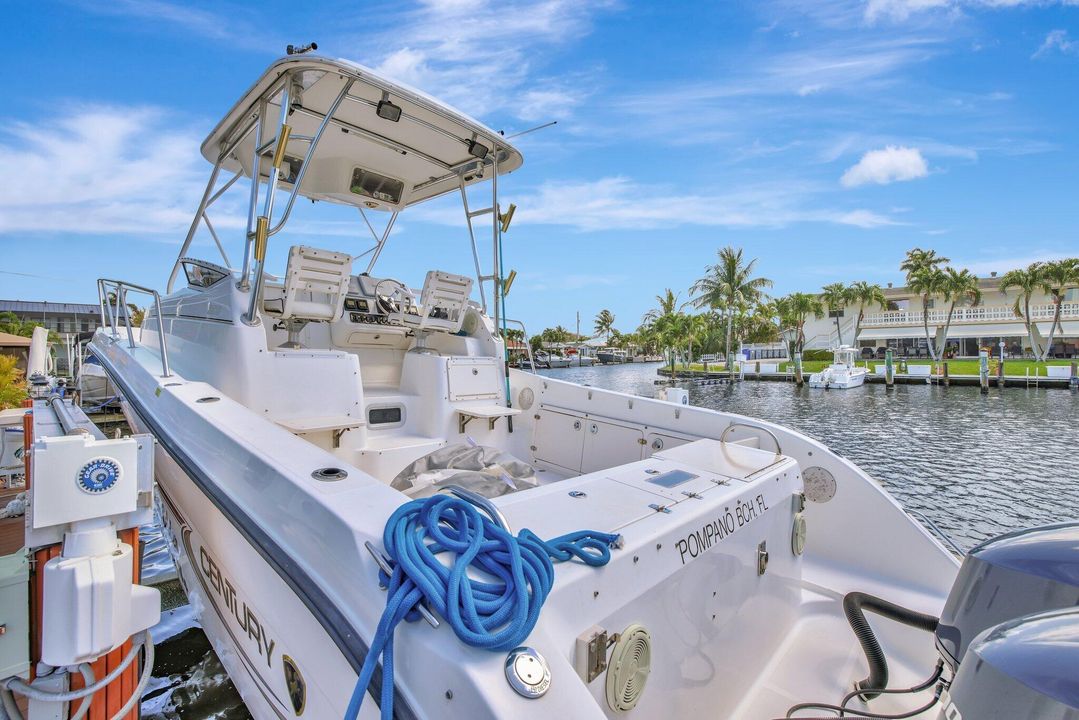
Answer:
[657,367,1078,389]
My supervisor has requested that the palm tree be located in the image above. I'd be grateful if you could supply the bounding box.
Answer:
[819,282,852,346]
[593,309,615,343]
[939,268,982,358]
[691,246,773,369]
[900,248,950,279]
[906,266,947,360]
[847,281,888,346]
[643,289,684,325]
[999,263,1046,360]
[1039,258,1079,359]
[777,293,824,354]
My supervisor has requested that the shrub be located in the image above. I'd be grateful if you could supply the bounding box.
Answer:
[0,355,26,410]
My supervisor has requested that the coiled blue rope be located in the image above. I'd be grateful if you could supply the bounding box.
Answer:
[345,494,621,720]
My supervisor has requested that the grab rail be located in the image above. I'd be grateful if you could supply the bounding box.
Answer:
[97,279,172,378]
[720,421,783,461]
[502,318,536,373]
[438,485,513,533]
[907,509,965,556]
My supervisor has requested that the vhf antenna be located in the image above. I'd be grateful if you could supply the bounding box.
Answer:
[287,42,318,55]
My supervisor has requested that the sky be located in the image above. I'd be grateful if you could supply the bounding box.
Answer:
[2,0,1078,336]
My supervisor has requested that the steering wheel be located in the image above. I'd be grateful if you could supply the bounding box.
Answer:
[373,278,415,316]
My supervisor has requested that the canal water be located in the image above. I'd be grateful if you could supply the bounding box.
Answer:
[140,362,1079,717]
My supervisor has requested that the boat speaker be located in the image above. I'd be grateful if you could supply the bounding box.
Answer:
[606,624,651,712]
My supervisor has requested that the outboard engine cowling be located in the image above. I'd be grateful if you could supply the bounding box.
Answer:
[935,521,1079,670]
[939,607,1079,720]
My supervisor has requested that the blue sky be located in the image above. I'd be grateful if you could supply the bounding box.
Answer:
[2,0,1077,335]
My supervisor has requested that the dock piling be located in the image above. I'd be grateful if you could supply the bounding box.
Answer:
[794,352,803,386]
[979,350,989,394]
[942,361,949,387]
[885,349,894,387]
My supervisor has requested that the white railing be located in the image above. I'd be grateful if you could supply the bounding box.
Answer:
[862,302,1079,328]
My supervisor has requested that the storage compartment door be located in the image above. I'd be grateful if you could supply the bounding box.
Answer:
[582,419,644,474]
[532,409,585,474]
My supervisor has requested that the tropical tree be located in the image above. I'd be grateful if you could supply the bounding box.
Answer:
[1039,258,1079,359]
[643,289,684,325]
[691,246,772,368]
[938,268,982,358]
[900,248,950,278]
[819,282,852,346]
[847,281,888,347]
[999,263,1046,360]
[776,293,824,354]
[0,355,25,410]
[593,309,615,343]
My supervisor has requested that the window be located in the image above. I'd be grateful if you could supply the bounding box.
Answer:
[1066,288,1079,302]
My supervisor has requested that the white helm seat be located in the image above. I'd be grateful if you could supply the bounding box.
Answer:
[271,246,353,348]
[396,271,473,335]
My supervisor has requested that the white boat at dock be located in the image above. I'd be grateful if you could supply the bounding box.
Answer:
[808,345,869,389]
[80,53,1079,720]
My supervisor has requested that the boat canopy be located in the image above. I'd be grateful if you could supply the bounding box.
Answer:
[201,56,524,211]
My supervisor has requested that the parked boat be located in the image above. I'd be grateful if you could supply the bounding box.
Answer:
[808,345,869,389]
[596,347,627,364]
[546,352,571,368]
[575,352,595,366]
[91,55,970,720]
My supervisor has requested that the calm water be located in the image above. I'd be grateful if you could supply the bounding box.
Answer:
[140,361,1079,717]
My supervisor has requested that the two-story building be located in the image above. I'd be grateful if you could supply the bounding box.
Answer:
[0,300,102,374]
[798,273,1079,358]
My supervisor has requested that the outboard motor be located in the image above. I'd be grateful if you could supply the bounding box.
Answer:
[938,607,1079,719]
[935,521,1079,671]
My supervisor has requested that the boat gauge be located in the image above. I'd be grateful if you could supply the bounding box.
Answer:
[802,466,836,503]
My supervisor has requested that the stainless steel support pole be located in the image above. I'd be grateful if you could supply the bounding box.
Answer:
[243,82,291,326]
[239,102,266,290]
[168,161,223,293]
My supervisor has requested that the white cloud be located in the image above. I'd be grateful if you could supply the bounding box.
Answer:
[953,251,1078,276]
[840,146,929,187]
[1033,29,1079,58]
[0,105,221,235]
[355,0,615,121]
[414,176,900,231]
[865,0,1079,23]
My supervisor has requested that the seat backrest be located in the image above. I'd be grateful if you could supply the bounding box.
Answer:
[413,271,473,333]
[279,246,353,322]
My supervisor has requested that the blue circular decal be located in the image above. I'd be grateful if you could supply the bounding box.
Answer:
[77,458,121,494]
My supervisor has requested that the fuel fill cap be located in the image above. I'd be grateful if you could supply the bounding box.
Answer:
[505,646,551,698]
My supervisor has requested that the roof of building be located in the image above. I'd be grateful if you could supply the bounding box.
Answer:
[0,300,99,315]
[0,331,32,347]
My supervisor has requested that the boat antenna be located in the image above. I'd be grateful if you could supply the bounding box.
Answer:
[503,120,557,140]
[286,42,318,55]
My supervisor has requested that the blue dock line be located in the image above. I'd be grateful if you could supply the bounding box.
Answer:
[345,494,621,720]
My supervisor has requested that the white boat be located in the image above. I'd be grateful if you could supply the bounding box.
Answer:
[91,54,975,720]
[546,352,571,369]
[573,351,595,367]
[808,345,869,389]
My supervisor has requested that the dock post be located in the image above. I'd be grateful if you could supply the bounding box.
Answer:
[755,361,761,380]
[885,349,894,387]
[942,361,949,387]
[1072,361,1078,391]
[794,352,803,386]
[979,350,989,394]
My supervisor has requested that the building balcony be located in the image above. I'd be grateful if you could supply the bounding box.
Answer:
[861,302,1079,328]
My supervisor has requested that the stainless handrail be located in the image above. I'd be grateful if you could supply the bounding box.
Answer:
[97,279,172,378]
[438,485,512,533]
[907,509,965,556]
[502,318,536,373]
[720,421,783,461]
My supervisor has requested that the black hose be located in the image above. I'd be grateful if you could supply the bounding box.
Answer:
[843,592,939,700]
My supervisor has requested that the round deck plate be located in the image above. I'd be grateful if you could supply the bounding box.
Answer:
[505,647,550,698]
